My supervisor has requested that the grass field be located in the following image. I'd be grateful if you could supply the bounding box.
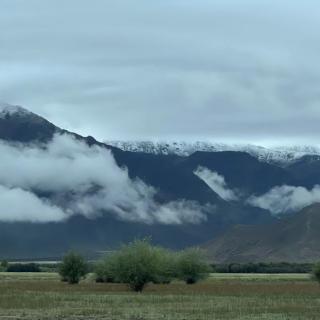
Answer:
[0,272,319,319]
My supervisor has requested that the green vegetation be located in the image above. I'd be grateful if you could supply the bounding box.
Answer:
[0,260,8,271]
[312,262,320,283]
[58,252,88,284]
[96,240,175,291]
[1,251,319,318]
[0,272,318,319]
[7,263,41,273]
[95,240,208,291]
[95,253,119,284]
[175,248,210,284]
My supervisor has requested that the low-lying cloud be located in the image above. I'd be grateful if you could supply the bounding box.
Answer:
[0,134,208,224]
[0,185,68,223]
[194,166,238,201]
[248,185,320,215]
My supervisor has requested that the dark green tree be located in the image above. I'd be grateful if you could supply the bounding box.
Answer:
[100,239,172,292]
[175,248,210,284]
[59,252,88,284]
[312,263,320,283]
[0,260,8,271]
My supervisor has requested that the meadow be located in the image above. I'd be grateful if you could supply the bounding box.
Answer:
[0,273,319,320]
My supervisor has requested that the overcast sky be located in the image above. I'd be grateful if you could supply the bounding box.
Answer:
[1,0,320,145]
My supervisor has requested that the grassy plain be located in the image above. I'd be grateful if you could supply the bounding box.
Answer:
[0,272,318,320]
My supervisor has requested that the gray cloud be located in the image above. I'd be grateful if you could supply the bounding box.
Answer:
[1,1,320,144]
[248,185,320,215]
[0,134,208,224]
[194,166,238,201]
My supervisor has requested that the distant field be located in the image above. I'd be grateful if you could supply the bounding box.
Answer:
[0,272,319,319]
[208,273,311,281]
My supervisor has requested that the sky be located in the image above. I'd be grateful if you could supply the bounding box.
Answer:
[1,0,320,145]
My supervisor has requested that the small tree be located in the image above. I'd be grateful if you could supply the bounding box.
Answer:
[59,252,88,284]
[108,239,170,292]
[0,260,8,272]
[312,263,320,283]
[175,248,210,284]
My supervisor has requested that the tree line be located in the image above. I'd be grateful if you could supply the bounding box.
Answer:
[213,262,314,274]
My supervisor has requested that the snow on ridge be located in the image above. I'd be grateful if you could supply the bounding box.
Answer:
[106,140,320,165]
[0,102,29,118]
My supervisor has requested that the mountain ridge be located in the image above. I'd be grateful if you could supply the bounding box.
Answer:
[204,203,320,263]
[1,103,320,261]
[106,140,320,166]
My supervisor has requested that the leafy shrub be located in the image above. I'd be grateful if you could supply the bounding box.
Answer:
[95,241,211,290]
[59,252,88,284]
[96,240,173,292]
[175,248,210,284]
[94,254,118,283]
[150,247,175,285]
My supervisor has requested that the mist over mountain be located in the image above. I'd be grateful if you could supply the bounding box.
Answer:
[1,103,320,260]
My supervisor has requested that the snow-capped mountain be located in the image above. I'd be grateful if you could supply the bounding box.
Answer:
[106,140,320,166]
[0,102,58,143]
[1,102,320,261]
[0,102,46,124]
[2,103,319,166]
[0,103,29,117]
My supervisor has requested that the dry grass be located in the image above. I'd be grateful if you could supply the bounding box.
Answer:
[0,273,319,319]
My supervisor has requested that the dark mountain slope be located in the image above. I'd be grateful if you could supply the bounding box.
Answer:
[205,203,320,263]
[0,107,58,143]
[286,155,320,188]
[181,151,296,195]
[112,150,220,204]
[0,204,274,260]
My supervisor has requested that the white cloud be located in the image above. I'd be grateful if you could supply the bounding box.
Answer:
[247,185,320,215]
[0,134,208,224]
[0,185,67,223]
[194,166,238,201]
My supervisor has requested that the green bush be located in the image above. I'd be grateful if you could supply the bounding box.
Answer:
[150,247,175,285]
[95,241,211,290]
[175,248,210,284]
[59,252,88,284]
[96,240,172,292]
[94,254,119,283]
[0,260,8,272]
[312,263,320,283]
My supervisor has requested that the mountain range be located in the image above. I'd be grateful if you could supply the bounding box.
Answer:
[0,103,320,262]
[106,140,320,166]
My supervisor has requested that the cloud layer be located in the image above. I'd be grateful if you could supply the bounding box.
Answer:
[194,166,238,201]
[0,185,67,223]
[248,185,320,215]
[0,134,208,224]
[1,1,320,144]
